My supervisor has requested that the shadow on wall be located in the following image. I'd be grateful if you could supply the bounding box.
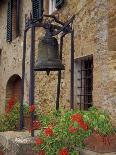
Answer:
[6,74,22,102]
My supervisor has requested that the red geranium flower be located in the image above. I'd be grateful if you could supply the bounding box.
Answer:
[69,124,79,133]
[29,105,36,113]
[71,113,83,122]
[71,114,89,131]
[32,120,40,130]
[37,150,46,155]
[44,127,53,137]
[5,98,15,113]
[29,120,41,132]
[59,148,69,155]
[77,119,89,131]
[35,137,43,145]
[79,122,89,131]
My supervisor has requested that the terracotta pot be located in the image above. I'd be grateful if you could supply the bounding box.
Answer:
[0,144,4,155]
[24,115,31,130]
[14,115,30,130]
[24,115,42,131]
[84,131,116,153]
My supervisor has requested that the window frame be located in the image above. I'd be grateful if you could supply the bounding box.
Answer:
[49,0,57,14]
[74,55,93,110]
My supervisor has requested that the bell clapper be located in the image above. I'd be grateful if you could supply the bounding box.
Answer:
[46,70,50,76]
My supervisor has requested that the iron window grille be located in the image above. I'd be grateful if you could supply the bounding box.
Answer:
[75,55,93,110]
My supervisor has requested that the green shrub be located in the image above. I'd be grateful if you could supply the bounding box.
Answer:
[0,103,20,132]
[82,107,115,136]
[0,102,30,132]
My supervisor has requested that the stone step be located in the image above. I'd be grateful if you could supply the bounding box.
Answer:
[0,131,36,155]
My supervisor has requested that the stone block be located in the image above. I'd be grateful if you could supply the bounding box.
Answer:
[0,131,36,155]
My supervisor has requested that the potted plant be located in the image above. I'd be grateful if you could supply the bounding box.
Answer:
[0,102,20,132]
[34,110,92,155]
[82,107,116,153]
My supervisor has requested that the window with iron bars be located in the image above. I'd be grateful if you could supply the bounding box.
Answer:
[74,55,93,110]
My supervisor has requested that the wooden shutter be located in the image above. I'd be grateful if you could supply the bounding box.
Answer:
[55,0,64,9]
[32,0,43,22]
[7,0,20,42]
[16,0,20,36]
[12,0,17,38]
[7,0,13,42]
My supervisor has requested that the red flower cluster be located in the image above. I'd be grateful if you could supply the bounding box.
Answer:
[71,113,89,131]
[71,113,83,122]
[29,105,36,113]
[5,98,15,113]
[79,122,89,131]
[69,124,79,133]
[29,120,41,132]
[44,127,53,137]
[35,137,43,145]
[37,150,46,155]
[59,148,69,155]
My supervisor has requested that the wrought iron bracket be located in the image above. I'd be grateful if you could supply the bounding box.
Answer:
[20,13,75,137]
[24,13,75,35]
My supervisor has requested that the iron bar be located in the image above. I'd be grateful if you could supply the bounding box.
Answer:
[20,29,27,130]
[29,25,35,137]
[80,60,83,110]
[56,33,65,110]
[70,30,74,110]
[78,94,92,96]
[84,60,86,110]
[78,68,93,72]
[43,14,65,26]
[53,16,75,36]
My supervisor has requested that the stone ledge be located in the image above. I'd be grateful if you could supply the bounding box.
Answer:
[0,131,36,155]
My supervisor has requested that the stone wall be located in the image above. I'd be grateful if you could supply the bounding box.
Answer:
[0,0,32,112]
[0,0,116,123]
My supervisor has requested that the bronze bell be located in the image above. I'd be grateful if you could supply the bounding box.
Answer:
[34,32,65,75]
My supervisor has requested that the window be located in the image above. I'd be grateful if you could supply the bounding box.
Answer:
[7,0,20,42]
[44,0,64,15]
[44,0,56,15]
[74,55,93,110]
[49,0,56,14]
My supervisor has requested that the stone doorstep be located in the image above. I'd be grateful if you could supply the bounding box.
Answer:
[0,131,37,155]
[8,137,36,155]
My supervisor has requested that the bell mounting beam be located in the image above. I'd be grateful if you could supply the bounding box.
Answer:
[20,12,75,137]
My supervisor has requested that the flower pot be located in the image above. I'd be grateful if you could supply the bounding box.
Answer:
[84,131,116,153]
[0,144,4,155]
[14,115,30,130]
[24,115,31,130]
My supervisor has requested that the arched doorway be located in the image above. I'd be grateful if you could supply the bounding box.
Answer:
[6,74,22,102]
